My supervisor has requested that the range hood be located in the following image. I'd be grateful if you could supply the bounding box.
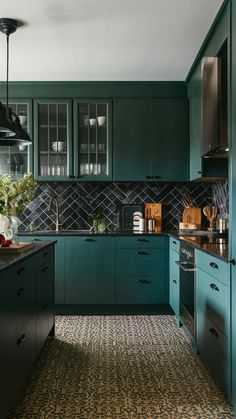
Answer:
[201,50,228,158]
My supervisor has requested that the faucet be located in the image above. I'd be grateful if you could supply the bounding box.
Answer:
[48,197,63,232]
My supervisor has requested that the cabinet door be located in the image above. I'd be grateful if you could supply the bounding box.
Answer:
[151,98,189,181]
[0,100,33,177]
[74,99,112,181]
[65,237,115,304]
[189,84,203,180]
[34,99,73,180]
[113,98,152,181]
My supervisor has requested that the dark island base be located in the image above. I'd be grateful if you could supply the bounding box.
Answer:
[56,304,173,316]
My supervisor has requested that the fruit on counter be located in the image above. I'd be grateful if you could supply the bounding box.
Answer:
[0,233,5,244]
[1,239,12,247]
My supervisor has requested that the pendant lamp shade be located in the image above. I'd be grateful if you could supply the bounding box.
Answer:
[0,18,32,146]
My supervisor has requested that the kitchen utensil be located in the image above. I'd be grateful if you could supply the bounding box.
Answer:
[144,203,162,232]
[181,192,196,208]
[215,216,228,232]
[203,206,218,231]
[147,219,155,232]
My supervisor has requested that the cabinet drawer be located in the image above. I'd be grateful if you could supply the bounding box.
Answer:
[197,307,230,397]
[195,250,230,285]
[116,275,167,304]
[37,244,55,266]
[196,268,230,337]
[116,236,166,249]
[116,248,165,276]
[170,237,180,253]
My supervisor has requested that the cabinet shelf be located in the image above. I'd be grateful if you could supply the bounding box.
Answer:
[79,125,107,128]
[39,125,67,128]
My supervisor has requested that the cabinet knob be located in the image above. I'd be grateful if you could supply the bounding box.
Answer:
[230,259,236,265]
[145,176,153,180]
[43,266,49,272]
[42,303,48,310]
[17,267,26,275]
[43,252,48,257]
[69,175,75,179]
[137,279,151,284]
[17,334,26,346]
[210,283,219,292]
[173,241,177,244]
[16,287,25,296]
[197,171,202,174]
[209,262,219,269]
[209,328,219,338]
[173,279,177,284]
[153,175,161,179]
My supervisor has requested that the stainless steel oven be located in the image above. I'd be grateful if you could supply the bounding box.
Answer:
[175,243,195,340]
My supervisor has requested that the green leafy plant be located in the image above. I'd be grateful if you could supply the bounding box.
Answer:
[0,173,38,217]
[90,208,106,233]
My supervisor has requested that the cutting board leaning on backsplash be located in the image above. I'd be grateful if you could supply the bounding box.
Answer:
[182,207,202,226]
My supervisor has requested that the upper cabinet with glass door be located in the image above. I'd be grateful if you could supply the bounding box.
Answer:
[34,99,72,181]
[0,100,32,178]
[73,99,112,180]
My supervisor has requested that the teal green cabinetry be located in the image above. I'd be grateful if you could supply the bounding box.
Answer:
[116,236,168,304]
[169,238,180,319]
[19,235,65,304]
[34,99,73,181]
[73,99,112,181]
[0,99,33,178]
[113,98,189,181]
[195,249,230,397]
[189,83,203,180]
[64,236,115,304]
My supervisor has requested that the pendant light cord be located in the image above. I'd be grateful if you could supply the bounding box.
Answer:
[6,34,9,108]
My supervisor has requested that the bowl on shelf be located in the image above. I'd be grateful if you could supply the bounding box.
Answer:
[52,141,66,152]
[18,145,27,151]
[89,118,96,126]
[97,116,106,126]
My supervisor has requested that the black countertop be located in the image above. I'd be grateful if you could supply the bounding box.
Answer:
[18,229,229,262]
[0,241,56,272]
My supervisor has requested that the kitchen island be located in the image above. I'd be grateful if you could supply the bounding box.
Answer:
[0,240,55,418]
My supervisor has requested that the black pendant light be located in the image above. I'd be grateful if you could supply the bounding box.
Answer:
[0,18,32,146]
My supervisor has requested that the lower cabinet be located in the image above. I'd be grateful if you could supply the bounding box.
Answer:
[195,249,231,398]
[0,243,55,418]
[169,238,180,319]
[64,236,116,304]
[116,236,168,304]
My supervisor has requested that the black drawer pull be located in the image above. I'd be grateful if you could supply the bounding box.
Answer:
[136,251,150,255]
[42,303,48,310]
[43,252,48,257]
[137,238,149,242]
[16,287,25,296]
[85,238,96,242]
[173,279,177,284]
[137,279,151,284]
[230,259,236,265]
[17,267,26,275]
[173,241,177,244]
[17,334,26,346]
[146,175,153,180]
[42,266,49,272]
[210,262,219,269]
[210,283,219,292]
[209,328,219,338]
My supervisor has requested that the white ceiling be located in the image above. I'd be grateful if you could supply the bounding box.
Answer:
[0,0,224,81]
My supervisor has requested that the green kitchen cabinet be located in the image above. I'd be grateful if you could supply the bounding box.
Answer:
[73,99,112,181]
[116,236,168,304]
[64,236,116,304]
[0,99,33,178]
[169,238,180,320]
[189,83,203,180]
[113,98,189,181]
[34,99,73,181]
[195,249,231,398]
[19,235,65,304]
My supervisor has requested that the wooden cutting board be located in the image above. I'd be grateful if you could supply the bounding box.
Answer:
[144,203,162,232]
[0,242,33,253]
[182,207,202,226]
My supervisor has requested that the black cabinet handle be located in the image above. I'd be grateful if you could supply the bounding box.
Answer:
[210,262,219,269]
[146,175,153,180]
[137,279,151,284]
[69,175,75,179]
[84,238,96,242]
[230,259,236,265]
[43,252,48,257]
[75,176,81,179]
[43,266,49,272]
[17,334,26,346]
[197,171,202,174]
[42,303,48,310]
[136,251,150,255]
[173,240,177,244]
[137,238,149,242]
[173,279,177,284]
[210,283,219,292]
[16,287,25,296]
[17,267,26,275]
[153,175,162,179]
[209,328,219,338]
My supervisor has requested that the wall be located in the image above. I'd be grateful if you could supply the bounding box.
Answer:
[18,181,227,232]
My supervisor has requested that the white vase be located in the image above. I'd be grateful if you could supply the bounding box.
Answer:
[0,214,19,242]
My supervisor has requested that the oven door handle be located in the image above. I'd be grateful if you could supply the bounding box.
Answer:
[175,261,196,272]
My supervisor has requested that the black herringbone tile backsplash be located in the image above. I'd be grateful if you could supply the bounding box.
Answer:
[18,181,227,232]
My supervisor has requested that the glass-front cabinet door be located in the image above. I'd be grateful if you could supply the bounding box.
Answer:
[73,99,112,180]
[0,100,32,178]
[34,99,72,180]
